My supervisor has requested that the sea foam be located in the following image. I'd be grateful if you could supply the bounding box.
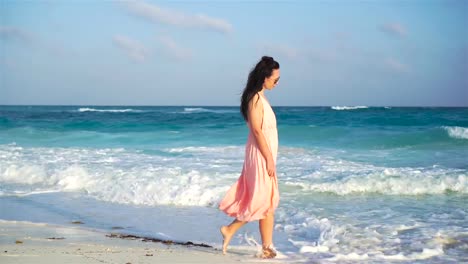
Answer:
[284,166,467,195]
[78,108,143,113]
[443,126,468,139]
[278,147,467,195]
[0,145,238,207]
[182,108,236,114]
[331,106,369,110]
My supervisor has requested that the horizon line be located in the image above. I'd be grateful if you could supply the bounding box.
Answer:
[1,104,467,108]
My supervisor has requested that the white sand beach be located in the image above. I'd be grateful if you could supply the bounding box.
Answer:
[0,220,278,264]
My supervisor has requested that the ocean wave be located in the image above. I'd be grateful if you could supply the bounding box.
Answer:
[77,108,143,113]
[164,146,241,153]
[285,167,467,195]
[184,107,209,112]
[182,107,237,114]
[277,210,341,252]
[277,147,468,195]
[0,145,238,207]
[1,144,466,208]
[0,162,230,206]
[443,126,468,140]
[276,204,450,262]
[331,106,369,110]
[324,247,444,262]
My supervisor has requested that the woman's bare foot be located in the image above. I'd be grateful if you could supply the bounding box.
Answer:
[261,245,277,259]
[220,226,233,254]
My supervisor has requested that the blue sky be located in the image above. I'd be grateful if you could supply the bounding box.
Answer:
[1,0,467,106]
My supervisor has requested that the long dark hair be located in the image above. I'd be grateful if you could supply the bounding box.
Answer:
[240,56,280,121]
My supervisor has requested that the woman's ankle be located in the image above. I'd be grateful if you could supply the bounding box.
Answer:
[262,243,273,249]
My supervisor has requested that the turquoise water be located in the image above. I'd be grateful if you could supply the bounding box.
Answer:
[0,105,467,263]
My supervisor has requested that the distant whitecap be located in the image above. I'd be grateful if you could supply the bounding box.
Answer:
[78,108,143,113]
[443,126,468,139]
[331,106,369,110]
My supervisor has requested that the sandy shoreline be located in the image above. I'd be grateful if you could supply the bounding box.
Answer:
[0,220,277,264]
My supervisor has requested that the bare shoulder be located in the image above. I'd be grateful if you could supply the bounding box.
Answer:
[247,93,264,123]
[249,93,263,110]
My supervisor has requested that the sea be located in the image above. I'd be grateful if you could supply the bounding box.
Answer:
[0,105,467,263]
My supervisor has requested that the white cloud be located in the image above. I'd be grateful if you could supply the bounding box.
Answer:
[157,35,191,60]
[0,26,33,43]
[113,35,150,62]
[124,0,233,34]
[379,22,407,38]
[0,26,70,57]
[385,57,410,73]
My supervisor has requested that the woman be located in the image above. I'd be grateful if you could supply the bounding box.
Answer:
[219,56,280,259]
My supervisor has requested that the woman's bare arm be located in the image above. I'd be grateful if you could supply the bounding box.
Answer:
[248,93,276,177]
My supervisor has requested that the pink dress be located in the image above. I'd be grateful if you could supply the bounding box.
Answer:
[219,94,279,222]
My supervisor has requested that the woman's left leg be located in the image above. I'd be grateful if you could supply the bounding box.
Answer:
[259,212,276,258]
